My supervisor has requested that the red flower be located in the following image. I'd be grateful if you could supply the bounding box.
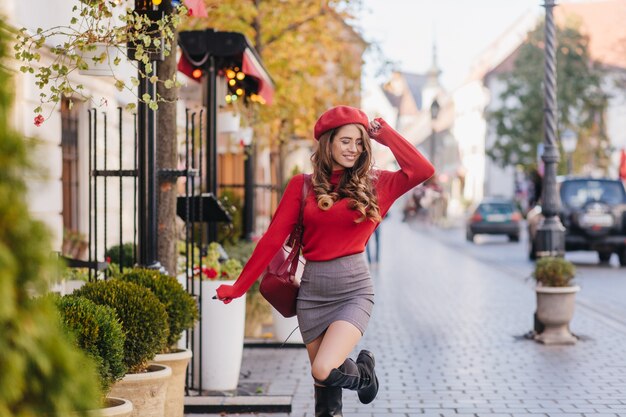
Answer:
[202,267,218,279]
[106,256,112,264]
[187,8,193,16]
[34,115,44,127]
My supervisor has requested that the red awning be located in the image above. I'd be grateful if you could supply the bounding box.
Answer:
[177,52,274,105]
[242,48,274,105]
[182,0,207,17]
[620,149,626,181]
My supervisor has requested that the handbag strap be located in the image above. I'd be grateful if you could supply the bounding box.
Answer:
[278,174,310,275]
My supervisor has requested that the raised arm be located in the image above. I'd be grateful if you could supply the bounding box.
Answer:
[370,118,435,201]
[215,174,305,303]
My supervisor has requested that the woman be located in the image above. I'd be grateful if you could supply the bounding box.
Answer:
[216,106,434,416]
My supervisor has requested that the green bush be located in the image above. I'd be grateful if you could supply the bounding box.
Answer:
[55,295,127,393]
[533,257,576,287]
[119,268,198,351]
[0,22,99,415]
[104,242,136,269]
[75,280,169,373]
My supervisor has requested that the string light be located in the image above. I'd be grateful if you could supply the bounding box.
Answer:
[152,0,162,5]
[225,69,236,79]
[192,68,202,79]
[236,88,244,96]
[236,72,245,80]
[225,95,232,103]
[228,79,236,86]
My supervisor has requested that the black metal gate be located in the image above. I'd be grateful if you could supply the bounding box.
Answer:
[85,106,232,395]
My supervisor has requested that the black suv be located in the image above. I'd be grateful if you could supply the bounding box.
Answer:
[527,177,626,266]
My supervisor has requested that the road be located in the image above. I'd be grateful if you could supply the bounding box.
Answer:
[408,217,626,332]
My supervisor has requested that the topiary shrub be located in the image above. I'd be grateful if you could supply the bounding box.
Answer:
[54,295,127,393]
[119,268,198,351]
[104,242,136,269]
[74,279,169,373]
[533,257,576,287]
[0,22,100,415]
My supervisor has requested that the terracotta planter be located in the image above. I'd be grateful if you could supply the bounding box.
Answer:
[152,349,192,417]
[534,285,580,345]
[109,364,171,417]
[91,397,133,417]
[193,279,246,391]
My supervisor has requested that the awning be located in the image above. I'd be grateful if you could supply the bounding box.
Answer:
[177,30,275,105]
[181,0,207,17]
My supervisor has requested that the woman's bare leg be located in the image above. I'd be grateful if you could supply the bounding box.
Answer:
[307,320,362,382]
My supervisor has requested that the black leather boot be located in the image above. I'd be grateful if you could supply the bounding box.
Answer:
[355,350,379,404]
[316,350,379,404]
[314,385,343,417]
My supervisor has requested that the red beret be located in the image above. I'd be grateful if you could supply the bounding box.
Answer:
[313,105,369,140]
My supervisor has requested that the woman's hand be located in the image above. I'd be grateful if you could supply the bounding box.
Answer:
[368,118,389,146]
[215,284,238,304]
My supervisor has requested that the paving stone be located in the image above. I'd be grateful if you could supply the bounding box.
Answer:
[185,208,626,416]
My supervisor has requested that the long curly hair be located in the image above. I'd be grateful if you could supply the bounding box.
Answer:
[310,124,381,223]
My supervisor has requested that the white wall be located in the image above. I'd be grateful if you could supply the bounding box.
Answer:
[451,80,489,204]
[604,72,626,178]
[8,0,143,255]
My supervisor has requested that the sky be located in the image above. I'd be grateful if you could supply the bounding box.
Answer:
[356,0,546,91]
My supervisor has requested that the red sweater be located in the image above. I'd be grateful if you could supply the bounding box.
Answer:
[217,120,435,300]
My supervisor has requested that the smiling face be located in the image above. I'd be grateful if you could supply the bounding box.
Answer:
[330,124,364,170]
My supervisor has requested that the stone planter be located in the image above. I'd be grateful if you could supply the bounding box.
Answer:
[217,111,240,133]
[152,348,192,417]
[109,364,171,417]
[534,285,580,345]
[193,279,246,391]
[271,308,303,344]
[91,397,133,417]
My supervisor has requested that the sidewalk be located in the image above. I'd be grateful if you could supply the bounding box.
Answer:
[188,204,626,416]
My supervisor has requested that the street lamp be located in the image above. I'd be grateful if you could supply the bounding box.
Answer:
[430,98,440,166]
[535,0,566,258]
[561,129,578,175]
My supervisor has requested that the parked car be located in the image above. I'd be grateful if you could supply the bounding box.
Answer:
[466,197,522,242]
[527,177,626,266]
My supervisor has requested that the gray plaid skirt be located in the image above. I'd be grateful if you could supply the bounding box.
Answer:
[296,253,375,344]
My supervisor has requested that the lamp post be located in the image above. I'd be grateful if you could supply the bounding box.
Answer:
[535,0,565,258]
[430,98,440,167]
[561,129,578,175]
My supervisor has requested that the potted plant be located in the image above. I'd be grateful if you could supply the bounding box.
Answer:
[74,279,172,417]
[54,294,132,416]
[105,243,136,270]
[118,268,198,417]
[192,242,247,391]
[532,257,580,345]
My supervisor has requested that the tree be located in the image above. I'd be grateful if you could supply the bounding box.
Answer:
[0,22,101,415]
[487,21,608,174]
[185,0,364,166]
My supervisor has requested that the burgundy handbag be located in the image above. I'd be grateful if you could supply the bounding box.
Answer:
[259,175,310,318]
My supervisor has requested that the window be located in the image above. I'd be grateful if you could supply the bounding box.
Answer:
[61,98,80,231]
